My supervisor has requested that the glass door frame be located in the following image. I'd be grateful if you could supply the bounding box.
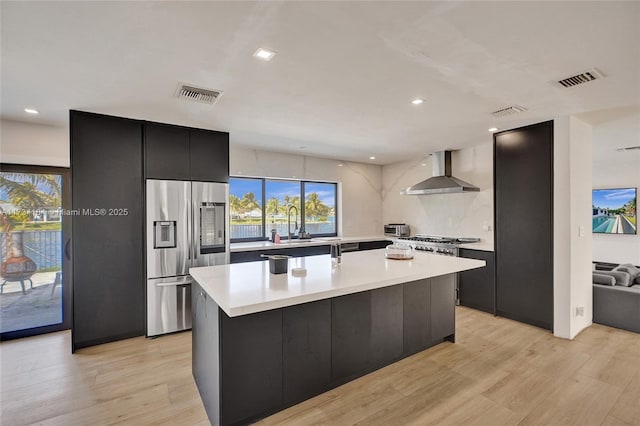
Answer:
[0,163,72,340]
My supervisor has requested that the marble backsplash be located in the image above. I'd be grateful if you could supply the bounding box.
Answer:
[382,142,494,246]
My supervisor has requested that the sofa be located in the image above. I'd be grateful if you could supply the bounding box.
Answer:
[592,263,640,333]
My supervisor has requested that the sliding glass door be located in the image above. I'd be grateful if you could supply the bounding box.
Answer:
[0,165,71,340]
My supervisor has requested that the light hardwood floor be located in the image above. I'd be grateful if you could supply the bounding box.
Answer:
[1,307,639,426]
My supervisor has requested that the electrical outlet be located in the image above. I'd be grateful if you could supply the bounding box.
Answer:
[575,306,584,317]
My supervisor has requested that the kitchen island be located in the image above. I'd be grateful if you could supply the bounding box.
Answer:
[190,250,485,425]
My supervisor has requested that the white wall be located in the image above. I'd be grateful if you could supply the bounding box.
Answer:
[592,112,640,265]
[381,142,493,244]
[553,116,593,339]
[229,146,383,237]
[0,119,69,167]
[0,119,384,237]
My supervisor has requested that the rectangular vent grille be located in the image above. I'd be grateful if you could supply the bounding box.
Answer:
[175,83,222,104]
[557,68,605,88]
[491,105,527,117]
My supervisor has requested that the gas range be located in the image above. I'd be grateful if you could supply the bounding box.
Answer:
[394,235,480,256]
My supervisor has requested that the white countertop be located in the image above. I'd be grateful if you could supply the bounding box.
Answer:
[190,249,486,317]
[230,235,391,252]
[458,242,494,252]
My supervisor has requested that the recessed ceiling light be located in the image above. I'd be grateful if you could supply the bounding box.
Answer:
[253,47,276,61]
[337,162,344,167]
[24,108,39,114]
[421,163,427,166]
[369,156,376,160]
[411,99,424,105]
[488,127,499,132]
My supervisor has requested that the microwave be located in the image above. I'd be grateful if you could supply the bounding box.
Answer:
[384,224,410,237]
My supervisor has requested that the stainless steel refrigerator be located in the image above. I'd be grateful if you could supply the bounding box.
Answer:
[146,179,229,337]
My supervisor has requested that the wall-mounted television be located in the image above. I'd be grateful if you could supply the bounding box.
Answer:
[592,187,637,234]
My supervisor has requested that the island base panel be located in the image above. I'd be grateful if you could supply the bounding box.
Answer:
[193,274,456,425]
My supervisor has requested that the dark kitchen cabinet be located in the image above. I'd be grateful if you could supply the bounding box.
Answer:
[219,308,283,425]
[283,300,331,405]
[430,274,456,342]
[459,248,496,314]
[331,291,371,381]
[359,240,392,251]
[145,123,229,183]
[70,110,145,350]
[231,245,331,263]
[331,285,404,382]
[144,123,190,180]
[494,120,553,330]
[192,285,220,422]
[190,128,229,183]
[403,279,431,355]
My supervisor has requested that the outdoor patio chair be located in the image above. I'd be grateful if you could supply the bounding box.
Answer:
[50,271,61,296]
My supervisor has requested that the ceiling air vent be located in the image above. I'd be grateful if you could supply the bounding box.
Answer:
[175,82,223,104]
[491,105,527,117]
[557,68,605,88]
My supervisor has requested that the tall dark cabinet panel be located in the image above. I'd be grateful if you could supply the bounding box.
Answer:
[71,111,144,350]
[459,249,496,314]
[144,123,190,180]
[494,120,553,330]
[190,128,229,183]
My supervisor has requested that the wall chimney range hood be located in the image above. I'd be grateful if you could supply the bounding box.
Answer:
[401,151,479,195]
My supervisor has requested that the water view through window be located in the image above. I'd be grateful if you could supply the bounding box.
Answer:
[1,172,63,333]
[229,177,337,241]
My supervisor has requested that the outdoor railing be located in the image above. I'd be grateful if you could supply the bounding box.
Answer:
[231,223,335,239]
[0,231,62,271]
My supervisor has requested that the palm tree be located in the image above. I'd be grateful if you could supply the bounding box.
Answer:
[0,172,61,263]
[241,192,260,213]
[229,194,242,215]
[624,197,636,217]
[266,197,281,216]
[0,173,62,226]
[305,192,329,219]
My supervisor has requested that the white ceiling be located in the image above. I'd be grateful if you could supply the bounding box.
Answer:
[1,1,639,165]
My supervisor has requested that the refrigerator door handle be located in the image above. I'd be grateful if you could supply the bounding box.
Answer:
[155,279,193,287]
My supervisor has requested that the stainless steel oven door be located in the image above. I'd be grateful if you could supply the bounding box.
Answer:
[147,276,192,337]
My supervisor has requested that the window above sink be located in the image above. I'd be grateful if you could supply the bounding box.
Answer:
[230,177,337,242]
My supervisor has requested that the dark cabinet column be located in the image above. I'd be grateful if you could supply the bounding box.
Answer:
[430,274,456,342]
[494,121,553,330]
[370,285,404,368]
[283,300,331,404]
[191,284,220,423]
[331,291,371,381]
[70,111,144,350]
[190,128,229,183]
[459,249,496,314]
[219,309,283,425]
[403,279,431,355]
[144,122,190,180]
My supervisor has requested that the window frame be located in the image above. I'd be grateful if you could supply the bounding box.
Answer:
[228,177,266,242]
[229,176,338,242]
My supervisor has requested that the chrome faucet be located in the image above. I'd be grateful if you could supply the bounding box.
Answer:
[287,205,299,241]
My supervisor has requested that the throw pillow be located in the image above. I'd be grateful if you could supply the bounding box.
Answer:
[592,273,616,286]
[595,270,632,287]
[614,263,640,279]
[636,276,640,285]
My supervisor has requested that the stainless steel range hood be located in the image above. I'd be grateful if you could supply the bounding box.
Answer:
[401,151,479,195]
